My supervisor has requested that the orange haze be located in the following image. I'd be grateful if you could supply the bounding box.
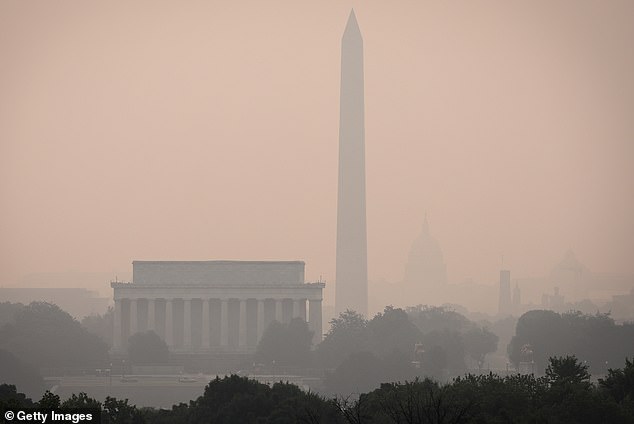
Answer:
[1,1,633,307]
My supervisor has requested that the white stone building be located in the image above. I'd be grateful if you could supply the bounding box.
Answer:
[111,261,324,354]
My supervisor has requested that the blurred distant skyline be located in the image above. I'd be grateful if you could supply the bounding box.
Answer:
[1,1,633,305]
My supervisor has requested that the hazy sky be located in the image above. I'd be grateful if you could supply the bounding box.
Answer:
[1,1,633,303]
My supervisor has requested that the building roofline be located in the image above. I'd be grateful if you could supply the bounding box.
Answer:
[132,260,305,265]
[111,282,325,289]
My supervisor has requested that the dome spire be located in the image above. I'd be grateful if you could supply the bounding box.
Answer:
[422,211,430,235]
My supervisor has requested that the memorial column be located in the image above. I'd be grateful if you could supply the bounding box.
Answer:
[309,299,322,346]
[238,299,247,347]
[220,299,228,347]
[184,299,192,349]
[256,299,265,342]
[129,298,138,336]
[113,298,122,350]
[299,299,307,321]
[202,298,210,349]
[275,299,283,323]
[165,299,174,348]
[147,298,156,332]
[292,299,301,319]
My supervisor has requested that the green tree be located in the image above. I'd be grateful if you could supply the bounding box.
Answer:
[316,310,370,368]
[0,349,44,399]
[407,305,472,334]
[81,307,113,347]
[452,373,550,423]
[545,355,591,386]
[38,390,60,409]
[0,302,25,327]
[61,392,101,410]
[421,330,466,372]
[188,375,272,422]
[128,331,169,365]
[183,374,340,423]
[421,345,448,379]
[255,318,313,367]
[103,396,144,424]
[368,306,422,358]
[508,310,565,371]
[508,310,634,374]
[0,302,109,369]
[359,378,474,424]
[600,357,634,403]
[0,384,34,410]
[463,327,498,370]
[325,352,387,396]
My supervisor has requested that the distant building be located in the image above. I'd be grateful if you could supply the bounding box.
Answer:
[403,215,448,288]
[0,287,109,318]
[512,283,521,311]
[602,288,634,322]
[111,261,324,355]
[541,287,565,310]
[514,250,633,309]
[498,270,512,316]
[550,250,588,300]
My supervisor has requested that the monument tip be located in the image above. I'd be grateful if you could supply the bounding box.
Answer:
[344,8,361,36]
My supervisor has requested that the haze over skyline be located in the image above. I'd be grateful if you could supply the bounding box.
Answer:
[1,1,633,306]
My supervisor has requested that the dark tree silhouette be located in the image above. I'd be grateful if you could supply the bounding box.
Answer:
[81,307,113,347]
[600,357,634,404]
[103,396,143,424]
[546,355,591,386]
[317,310,370,368]
[368,306,422,357]
[38,390,60,409]
[0,349,44,399]
[325,352,385,395]
[128,331,169,365]
[0,384,35,410]
[0,302,108,369]
[61,392,101,410]
[0,302,25,327]
[508,310,634,373]
[255,318,313,367]
[463,327,498,369]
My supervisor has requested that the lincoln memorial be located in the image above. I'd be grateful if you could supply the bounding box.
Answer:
[111,260,324,354]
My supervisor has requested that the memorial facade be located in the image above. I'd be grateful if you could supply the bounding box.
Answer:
[111,261,324,354]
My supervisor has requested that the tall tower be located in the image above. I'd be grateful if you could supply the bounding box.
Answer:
[498,270,512,316]
[335,10,368,317]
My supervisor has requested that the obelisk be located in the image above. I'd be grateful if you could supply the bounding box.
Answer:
[335,10,368,317]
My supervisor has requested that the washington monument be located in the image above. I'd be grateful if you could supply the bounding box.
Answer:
[335,10,368,317]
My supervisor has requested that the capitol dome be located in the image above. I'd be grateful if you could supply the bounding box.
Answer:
[403,215,448,287]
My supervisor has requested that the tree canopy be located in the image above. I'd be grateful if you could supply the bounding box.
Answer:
[255,318,313,367]
[81,306,113,348]
[0,302,109,369]
[128,331,169,365]
[508,310,634,373]
[316,310,370,368]
[2,357,634,423]
[0,349,44,399]
[316,306,499,387]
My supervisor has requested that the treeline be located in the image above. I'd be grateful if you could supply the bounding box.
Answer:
[2,300,634,402]
[509,309,634,374]
[256,306,499,394]
[2,356,633,423]
[0,302,110,398]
